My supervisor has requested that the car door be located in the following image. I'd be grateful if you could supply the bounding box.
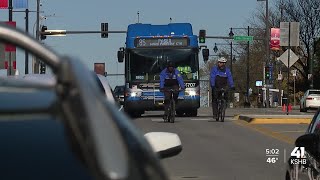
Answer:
[299,110,320,180]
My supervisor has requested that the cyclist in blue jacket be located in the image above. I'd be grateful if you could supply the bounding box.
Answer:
[210,57,235,119]
[160,61,185,120]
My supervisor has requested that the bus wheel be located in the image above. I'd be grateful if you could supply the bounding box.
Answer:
[128,111,142,118]
[186,109,197,117]
[176,110,184,117]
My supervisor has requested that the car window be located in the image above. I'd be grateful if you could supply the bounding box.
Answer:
[309,90,320,95]
[309,111,320,133]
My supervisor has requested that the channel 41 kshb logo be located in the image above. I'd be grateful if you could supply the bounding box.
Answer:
[290,147,307,165]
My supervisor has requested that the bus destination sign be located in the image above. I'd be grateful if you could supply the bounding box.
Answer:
[134,38,189,48]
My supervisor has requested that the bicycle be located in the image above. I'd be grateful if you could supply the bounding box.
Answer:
[215,88,227,122]
[162,88,182,123]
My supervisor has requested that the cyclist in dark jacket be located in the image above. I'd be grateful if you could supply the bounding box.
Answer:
[210,57,235,119]
[160,61,185,120]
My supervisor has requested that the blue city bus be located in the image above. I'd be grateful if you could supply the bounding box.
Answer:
[117,23,201,117]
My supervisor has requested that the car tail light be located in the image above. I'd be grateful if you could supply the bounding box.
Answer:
[306,97,313,100]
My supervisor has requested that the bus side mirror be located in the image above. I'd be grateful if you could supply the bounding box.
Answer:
[117,50,124,63]
[202,48,209,62]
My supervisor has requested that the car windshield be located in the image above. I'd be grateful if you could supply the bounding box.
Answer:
[309,91,320,95]
[128,48,199,81]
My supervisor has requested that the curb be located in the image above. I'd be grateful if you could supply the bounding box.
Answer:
[237,115,312,124]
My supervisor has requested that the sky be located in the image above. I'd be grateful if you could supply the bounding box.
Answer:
[0,0,267,88]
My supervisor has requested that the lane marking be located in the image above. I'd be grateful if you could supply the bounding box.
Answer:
[151,118,164,122]
[190,118,211,121]
[275,130,306,133]
[234,120,295,145]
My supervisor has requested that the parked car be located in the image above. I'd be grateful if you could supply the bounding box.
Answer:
[300,89,320,112]
[286,108,320,180]
[0,24,182,180]
[114,85,125,105]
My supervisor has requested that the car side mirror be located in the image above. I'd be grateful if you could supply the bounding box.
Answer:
[144,132,182,159]
[117,50,124,63]
[295,133,319,157]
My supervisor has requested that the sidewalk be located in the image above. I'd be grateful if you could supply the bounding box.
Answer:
[198,107,313,124]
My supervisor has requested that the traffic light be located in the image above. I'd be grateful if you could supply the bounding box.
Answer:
[101,23,108,38]
[40,62,46,74]
[40,25,47,40]
[202,48,209,62]
[265,66,270,80]
[199,29,206,43]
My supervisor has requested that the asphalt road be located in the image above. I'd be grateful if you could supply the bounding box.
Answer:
[131,107,312,180]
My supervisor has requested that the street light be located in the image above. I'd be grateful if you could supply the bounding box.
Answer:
[229,28,234,37]
[213,43,218,53]
[213,42,241,74]
[228,26,252,107]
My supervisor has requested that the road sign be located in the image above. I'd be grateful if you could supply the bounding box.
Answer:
[233,35,253,42]
[291,70,297,76]
[278,74,283,80]
[279,49,299,67]
[280,22,300,47]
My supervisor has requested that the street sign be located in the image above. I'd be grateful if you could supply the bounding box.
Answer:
[279,49,299,67]
[280,22,300,47]
[278,74,283,80]
[255,80,263,87]
[233,35,253,42]
[291,70,297,76]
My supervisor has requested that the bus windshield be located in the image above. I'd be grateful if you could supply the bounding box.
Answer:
[128,48,199,81]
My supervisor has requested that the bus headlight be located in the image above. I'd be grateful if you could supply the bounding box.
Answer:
[186,90,197,96]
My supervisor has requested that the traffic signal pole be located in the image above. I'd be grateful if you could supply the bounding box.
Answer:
[40,30,127,36]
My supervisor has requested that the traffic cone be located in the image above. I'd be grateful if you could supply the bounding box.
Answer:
[288,104,292,112]
[282,104,286,112]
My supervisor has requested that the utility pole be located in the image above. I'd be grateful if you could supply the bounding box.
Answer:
[266,0,270,108]
[247,26,250,107]
[25,9,29,74]
[7,0,13,76]
[34,0,40,74]
[230,41,233,74]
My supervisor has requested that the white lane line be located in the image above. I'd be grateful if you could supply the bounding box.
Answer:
[151,119,164,122]
[151,117,236,121]
[190,118,211,121]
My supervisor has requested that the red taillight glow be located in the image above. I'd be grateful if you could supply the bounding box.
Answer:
[306,97,313,100]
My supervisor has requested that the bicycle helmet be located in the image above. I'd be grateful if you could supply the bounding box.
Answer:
[217,57,227,63]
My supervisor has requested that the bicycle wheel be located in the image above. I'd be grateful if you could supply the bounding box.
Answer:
[216,100,221,121]
[165,102,171,123]
[170,99,175,123]
[220,100,226,122]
